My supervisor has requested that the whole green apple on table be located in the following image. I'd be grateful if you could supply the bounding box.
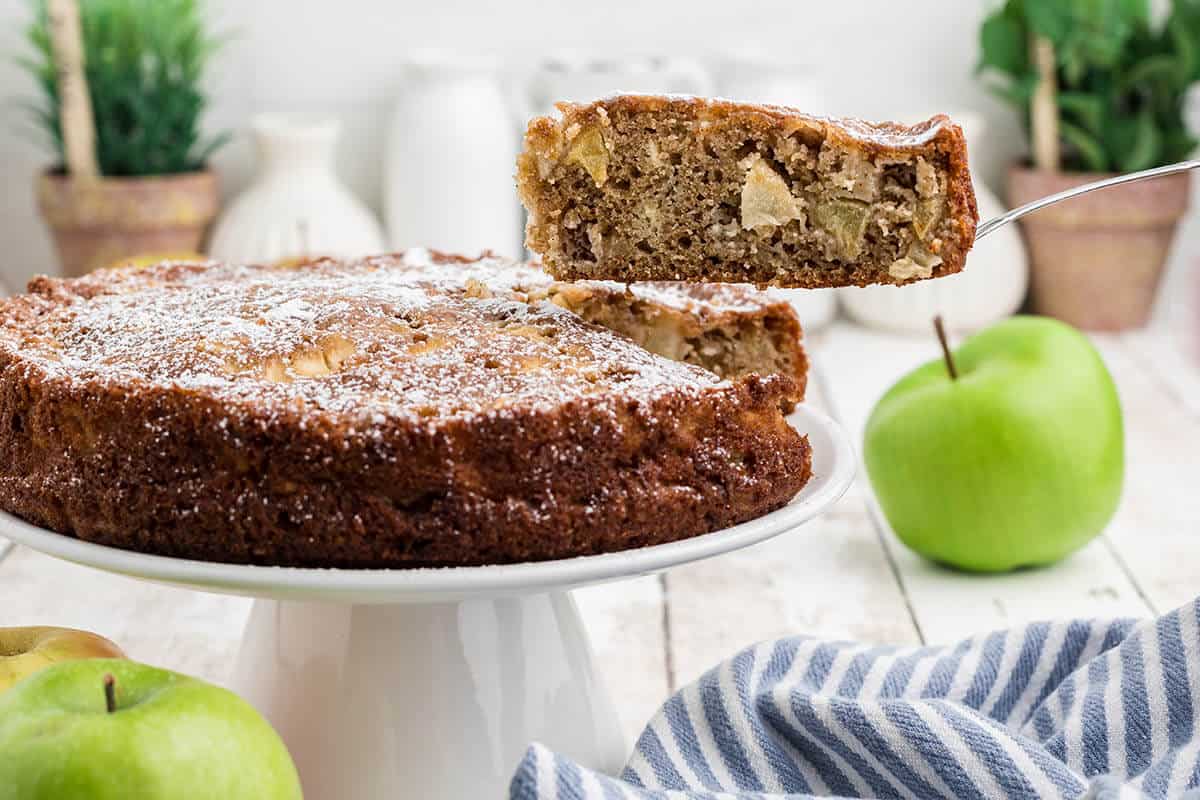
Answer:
[0,626,300,800]
[864,316,1125,572]
[0,659,302,800]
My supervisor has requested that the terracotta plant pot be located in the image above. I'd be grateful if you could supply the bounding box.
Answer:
[36,170,219,277]
[1008,165,1189,331]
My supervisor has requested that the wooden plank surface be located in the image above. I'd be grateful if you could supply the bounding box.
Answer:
[665,506,922,688]
[1127,327,1200,419]
[1095,335,1200,615]
[0,545,250,685]
[574,575,669,742]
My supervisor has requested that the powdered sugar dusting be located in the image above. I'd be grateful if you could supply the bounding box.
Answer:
[0,254,740,432]
[615,280,784,316]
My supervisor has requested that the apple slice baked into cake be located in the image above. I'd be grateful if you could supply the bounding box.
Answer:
[518,94,979,288]
[0,253,812,568]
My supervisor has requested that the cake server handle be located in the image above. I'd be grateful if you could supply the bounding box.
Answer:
[974,158,1200,241]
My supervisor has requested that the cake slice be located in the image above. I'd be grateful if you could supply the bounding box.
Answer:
[546,279,806,405]
[376,249,807,405]
[518,94,978,288]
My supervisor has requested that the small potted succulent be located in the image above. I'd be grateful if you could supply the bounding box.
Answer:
[21,0,227,276]
[979,0,1200,330]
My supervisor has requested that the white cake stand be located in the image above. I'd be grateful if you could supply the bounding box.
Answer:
[0,405,854,799]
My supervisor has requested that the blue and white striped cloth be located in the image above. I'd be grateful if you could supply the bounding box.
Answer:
[511,598,1200,799]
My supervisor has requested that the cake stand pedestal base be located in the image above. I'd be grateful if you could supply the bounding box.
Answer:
[230,592,626,800]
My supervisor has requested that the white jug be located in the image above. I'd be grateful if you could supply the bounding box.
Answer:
[209,114,385,264]
[517,54,713,119]
[384,54,522,259]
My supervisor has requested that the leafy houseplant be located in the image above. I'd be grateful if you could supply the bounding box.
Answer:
[978,0,1200,329]
[21,0,227,276]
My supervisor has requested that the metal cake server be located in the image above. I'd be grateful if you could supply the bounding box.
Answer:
[974,158,1200,241]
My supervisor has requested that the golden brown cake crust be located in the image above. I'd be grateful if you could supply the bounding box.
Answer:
[519,94,979,288]
[0,254,812,567]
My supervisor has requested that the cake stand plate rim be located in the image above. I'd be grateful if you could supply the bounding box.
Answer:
[0,404,854,603]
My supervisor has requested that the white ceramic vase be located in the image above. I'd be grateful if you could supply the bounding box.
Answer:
[838,112,1029,333]
[384,55,522,258]
[209,115,384,264]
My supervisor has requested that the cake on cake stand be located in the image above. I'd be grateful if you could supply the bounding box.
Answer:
[0,405,854,799]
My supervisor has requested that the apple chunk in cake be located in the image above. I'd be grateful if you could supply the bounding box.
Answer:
[518,94,979,288]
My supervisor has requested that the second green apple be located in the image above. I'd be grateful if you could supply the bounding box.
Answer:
[0,659,302,800]
[864,316,1124,572]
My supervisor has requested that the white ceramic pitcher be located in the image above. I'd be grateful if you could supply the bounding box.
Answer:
[517,54,713,119]
[383,54,522,258]
[209,114,385,264]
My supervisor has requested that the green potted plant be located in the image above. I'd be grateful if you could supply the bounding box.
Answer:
[21,0,227,276]
[979,0,1200,329]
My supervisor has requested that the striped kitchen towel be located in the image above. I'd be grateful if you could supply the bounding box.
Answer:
[510,597,1200,799]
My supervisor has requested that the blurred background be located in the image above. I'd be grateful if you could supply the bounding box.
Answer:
[1,0,1198,351]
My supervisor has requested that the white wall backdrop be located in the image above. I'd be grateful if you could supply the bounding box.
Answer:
[6,0,1196,342]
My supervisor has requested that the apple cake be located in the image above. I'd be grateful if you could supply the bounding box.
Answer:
[387,250,807,406]
[518,94,979,288]
[0,253,812,567]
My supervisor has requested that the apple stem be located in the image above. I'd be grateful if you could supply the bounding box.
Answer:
[103,673,116,713]
[934,315,958,381]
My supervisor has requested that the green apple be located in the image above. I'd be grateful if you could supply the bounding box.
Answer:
[864,316,1124,572]
[0,659,301,800]
[0,627,125,693]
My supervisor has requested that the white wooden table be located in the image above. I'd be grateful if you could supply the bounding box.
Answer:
[2,321,1197,746]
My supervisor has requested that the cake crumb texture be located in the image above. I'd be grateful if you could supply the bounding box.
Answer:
[518,94,978,288]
